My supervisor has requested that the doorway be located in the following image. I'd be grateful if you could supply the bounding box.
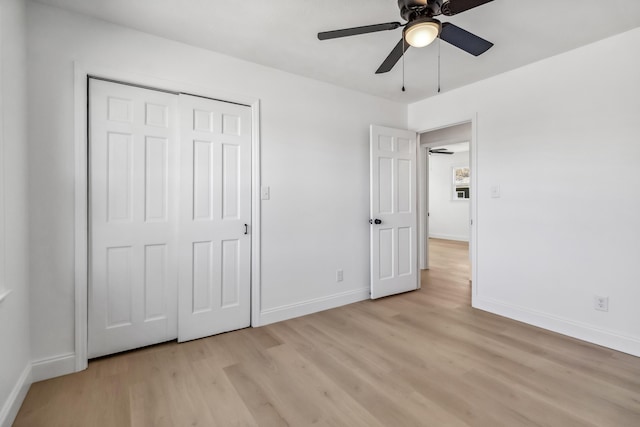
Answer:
[88,78,253,358]
[419,122,473,293]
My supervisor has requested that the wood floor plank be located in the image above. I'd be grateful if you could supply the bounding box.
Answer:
[190,358,259,427]
[268,322,465,426]
[222,362,291,427]
[14,238,640,426]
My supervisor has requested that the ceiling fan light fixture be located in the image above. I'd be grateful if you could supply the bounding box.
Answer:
[404,18,441,48]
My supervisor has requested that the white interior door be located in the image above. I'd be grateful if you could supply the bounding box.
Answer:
[89,79,179,358]
[370,125,418,299]
[177,94,252,342]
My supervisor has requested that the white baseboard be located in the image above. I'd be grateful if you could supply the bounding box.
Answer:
[429,233,469,242]
[0,364,31,427]
[257,288,370,326]
[473,296,640,357]
[31,352,76,382]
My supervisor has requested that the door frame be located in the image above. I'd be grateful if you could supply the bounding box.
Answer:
[416,116,478,302]
[73,62,262,371]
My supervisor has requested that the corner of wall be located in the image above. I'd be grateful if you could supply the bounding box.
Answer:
[30,353,77,383]
[0,364,31,427]
[1,0,33,424]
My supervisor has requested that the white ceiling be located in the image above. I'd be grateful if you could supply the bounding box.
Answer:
[35,0,640,103]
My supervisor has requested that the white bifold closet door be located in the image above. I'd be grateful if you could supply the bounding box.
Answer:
[177,94,251,342]
[89,79,180,358]
[89,79,251,358]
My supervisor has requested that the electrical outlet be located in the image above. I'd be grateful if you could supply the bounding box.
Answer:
[336,269,344,282]
[594,295,609,312]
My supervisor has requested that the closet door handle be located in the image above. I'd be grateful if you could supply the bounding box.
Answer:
[244,224,248,235]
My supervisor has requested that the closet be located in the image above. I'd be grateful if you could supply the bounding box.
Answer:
[88,79,251,357]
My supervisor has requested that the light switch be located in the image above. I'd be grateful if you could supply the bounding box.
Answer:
[490,185,501,198]
[261,186,270,200]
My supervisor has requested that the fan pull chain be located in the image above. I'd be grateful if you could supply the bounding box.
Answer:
[402,38,406,92]
[437,37,441,93]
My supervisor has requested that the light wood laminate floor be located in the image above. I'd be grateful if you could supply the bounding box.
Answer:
[15,239,640,426]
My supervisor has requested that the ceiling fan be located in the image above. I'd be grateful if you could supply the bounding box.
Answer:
[318,0,494,74]
[429,147,455,155]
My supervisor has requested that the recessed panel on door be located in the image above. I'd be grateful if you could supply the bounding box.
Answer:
[107,132,133,222]
[145,103,169,128]
[108,97,133,123]
[145,136,168,222]
[194,110,214,132]
[193,140,215,221]
[398,227,412,276]
[397,138,411,154]
[192,241,214,314]
[222,143,240,220]
[221,239,240,308]
[378,135,394,152]
[222,114,241,136]
[398,159,412,213]
[378,157,393,214]
[106,246,133,328]
[378,229,394,280]
[144,244,168,322]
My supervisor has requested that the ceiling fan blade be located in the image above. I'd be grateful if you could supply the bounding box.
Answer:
[440,22,493,56]
[375,39,410,74]
[318,22,402,40]
[429,150,454,155]
[441,0,494,16]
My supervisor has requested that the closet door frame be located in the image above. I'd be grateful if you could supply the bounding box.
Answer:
[73,62,262,372]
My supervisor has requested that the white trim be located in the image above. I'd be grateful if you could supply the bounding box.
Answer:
[0,364,31,427]
[250,100,262,328]
[428,234,469,242]
[418,144,429,270]
[73,63,88,372]
[470,114,478,299]
[258,288,370,326]
[0,0,6,315]
[73,61,261,373]
[31,353,76,382]
[473,296,640,357]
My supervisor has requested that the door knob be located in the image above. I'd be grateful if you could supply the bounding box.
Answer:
[369,219,382,225]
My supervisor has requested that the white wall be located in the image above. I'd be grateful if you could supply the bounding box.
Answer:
[26,2,406,376]
[0,0,32,424]
[409,27,640,356]
[428,151,469,241]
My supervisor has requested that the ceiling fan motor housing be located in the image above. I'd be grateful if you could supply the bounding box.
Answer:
[398,0,444,21]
